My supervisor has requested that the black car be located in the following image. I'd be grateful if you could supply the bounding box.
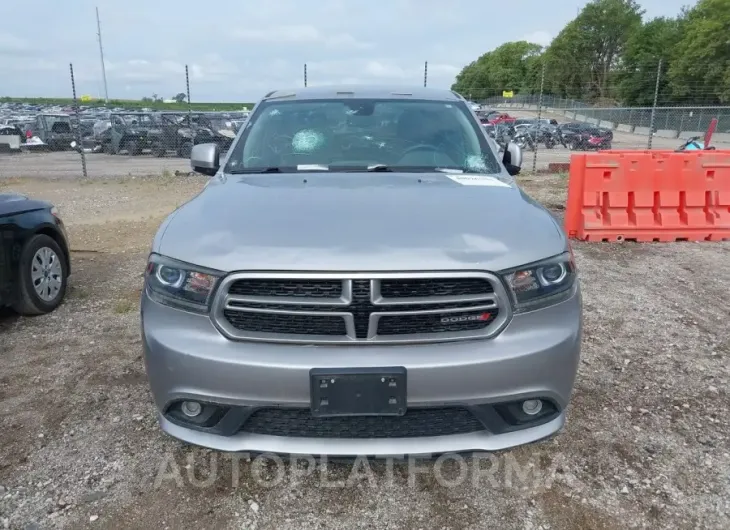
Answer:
[0,194,70,315]
[558,122,613,150]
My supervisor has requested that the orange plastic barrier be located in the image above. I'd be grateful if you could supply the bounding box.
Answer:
[564,150,730,242]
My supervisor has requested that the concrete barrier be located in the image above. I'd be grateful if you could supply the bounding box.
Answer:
[633,126,651,136]
[599,120,615,129]
[711,132,730,144]
[586,117,599,125]
[678,131,705,139]
[655,129,679,139]
[616,124,634,133]
[575,114,587,122]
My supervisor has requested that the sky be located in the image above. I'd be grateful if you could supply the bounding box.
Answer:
[1,0,691,103]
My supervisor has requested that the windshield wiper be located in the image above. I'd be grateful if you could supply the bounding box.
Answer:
[367,164,393,172]
[227,167,284,174]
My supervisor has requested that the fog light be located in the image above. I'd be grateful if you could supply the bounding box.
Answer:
[181,401,202,418]
[522,399,543,416]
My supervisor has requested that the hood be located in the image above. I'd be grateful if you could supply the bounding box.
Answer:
[156,172,566,273]
[0,193,50,217]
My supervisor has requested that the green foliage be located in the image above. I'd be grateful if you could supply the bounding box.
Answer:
[452,41,544,99]
[0,96,253,111]
[452,0,730,106]
[667,0,730,104]
[617,17,683,106]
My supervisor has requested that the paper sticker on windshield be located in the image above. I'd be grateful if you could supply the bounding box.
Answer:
[445,175,511,187]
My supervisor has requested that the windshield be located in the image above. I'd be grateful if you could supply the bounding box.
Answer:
[224,98,501,174]
[114,114,156,127]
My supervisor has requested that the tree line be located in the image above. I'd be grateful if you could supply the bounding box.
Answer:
[451,0,730,107]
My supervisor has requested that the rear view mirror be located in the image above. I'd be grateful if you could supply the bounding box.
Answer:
[503,142,522,176]
[190,143,220,176]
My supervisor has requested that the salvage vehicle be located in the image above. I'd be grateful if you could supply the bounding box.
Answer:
[141,86,582,455]
[558,122,613,151]
[0,194,70,315]
[148,112,236,158]
[28,113,75,150]
[106,112,159,155]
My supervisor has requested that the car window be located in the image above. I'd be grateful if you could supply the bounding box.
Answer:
[225,98,501,174]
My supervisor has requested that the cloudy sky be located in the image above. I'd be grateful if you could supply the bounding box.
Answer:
[1,0,690,102]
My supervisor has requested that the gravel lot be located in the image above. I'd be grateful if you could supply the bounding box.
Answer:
[0,173,729,530]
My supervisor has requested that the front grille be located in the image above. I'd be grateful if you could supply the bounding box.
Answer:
[379,278,493,298]
[241,407,485,438]
[228,279,342,298]
[214,272,510,344]
[223,309,347,336]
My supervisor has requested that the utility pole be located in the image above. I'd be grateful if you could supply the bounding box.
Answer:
[96,7,109,102]
[532,62,546,173]
[647,59,662,150]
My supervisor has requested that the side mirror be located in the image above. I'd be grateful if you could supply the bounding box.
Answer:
[191,143,220,176]
[503,142,522,176]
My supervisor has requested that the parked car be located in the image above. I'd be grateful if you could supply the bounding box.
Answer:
[485,112,517,125]
[558,122,613,150]
[28,114,75,150]
[0,194,70,315]
[140,85,582,456]
[105,112,160,155]
[148,112,237,158]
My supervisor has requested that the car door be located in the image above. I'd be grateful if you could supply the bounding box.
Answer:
[110,116,125,152]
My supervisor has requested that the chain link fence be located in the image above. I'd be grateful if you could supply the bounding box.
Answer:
[3,59,729,178]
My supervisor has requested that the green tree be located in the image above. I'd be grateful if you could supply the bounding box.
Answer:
[668,0,730,104]
[617,17,683,106]
[451,41,543,99]
[543,0,644,102]
[173,92,187,103]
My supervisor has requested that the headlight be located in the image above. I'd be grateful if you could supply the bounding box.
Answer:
[501,251,577,312]
[145,253,222,313]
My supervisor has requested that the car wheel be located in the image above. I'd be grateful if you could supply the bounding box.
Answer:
[151,143,165,157]
[125,139,140,156]
[12,234,68,316]
[178,141,193,158]
[569,140,580,151]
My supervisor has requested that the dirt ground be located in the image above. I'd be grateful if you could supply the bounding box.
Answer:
[0,173,728,530]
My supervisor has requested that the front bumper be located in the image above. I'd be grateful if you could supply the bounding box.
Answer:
[141,287,582,455]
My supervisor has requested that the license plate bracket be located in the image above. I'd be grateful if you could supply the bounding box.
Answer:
[310,367,407,417]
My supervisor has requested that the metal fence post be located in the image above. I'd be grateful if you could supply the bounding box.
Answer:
[647,59,662,150]
[69,63,88,179]
[304,63,308,87]
[424,61,428,87]
[532,62,546,173]
[185,64,192,129]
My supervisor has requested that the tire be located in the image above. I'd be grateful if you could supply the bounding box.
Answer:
[125,139,140,156]
[151,143,165,157]
[12,234,68,316]
[178,141,193,158]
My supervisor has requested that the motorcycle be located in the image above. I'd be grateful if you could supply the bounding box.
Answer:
[676,136,716,151]
[512,129,536,151]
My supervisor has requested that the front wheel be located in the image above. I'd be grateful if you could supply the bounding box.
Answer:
[12,234,68,315]
[151,143,165,157]
[125,139,141,156]
[177,141,193,158]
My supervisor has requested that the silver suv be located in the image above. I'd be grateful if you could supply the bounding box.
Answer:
[141,86,582,456]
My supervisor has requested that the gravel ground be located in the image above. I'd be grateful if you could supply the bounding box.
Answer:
[0,173,728,530]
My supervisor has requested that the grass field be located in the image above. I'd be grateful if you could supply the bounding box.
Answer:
[0,97,254,111]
